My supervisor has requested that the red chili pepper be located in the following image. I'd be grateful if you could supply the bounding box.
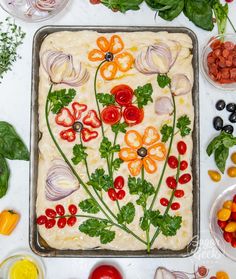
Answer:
[72,102,87,120]
[55,108,75,127]
[60,129,76,142]
[83,110,101,128]
[81,128,98,142]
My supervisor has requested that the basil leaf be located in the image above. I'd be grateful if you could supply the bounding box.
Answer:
[215,145,229,174]
[160,124,173,143]
[100,230,115,244]
[134,83,153,108]
[159,0,184,21]
[87,169,112,191]
[157,74,171,88]
[0,154,10,198]
[79,198,100,214]
[71,144,88,165]
[0,121,29,161]
[101,0,143,13]
[117,202,135,224]
[97,93,115,107]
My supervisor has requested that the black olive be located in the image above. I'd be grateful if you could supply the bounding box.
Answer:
[215,100,226,111]
[226,103,236,113]
[105,52,114,62]
[222,125,234,134]
[213,116,223,131]
[72,121,83,132]
[229,112,236,123]
[137,147,147,158]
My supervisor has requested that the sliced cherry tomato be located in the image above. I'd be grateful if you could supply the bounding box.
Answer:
[179,173,191,184]
[114,176,125,189]
[117,190,126,200]
[55,205,65,216]
[160,198,169,207]
[36,215,47,225]
[174,189,184,198]
[67,216,77,227]
[166,176,177,189]
[171,202,180,210]
[123,105,144,126]
[83,110,101,128]
[108,188,117,201]
[55,108,75,127]
[111,84,133,106]
[101,105,121,125]
[45,208,56,219]
[81,128,98,142]
[60,129,76,142]
[68,204,78,215]
[45,219,56,229]
[177,141,187,155]
[57,217,67,229]
[180,160,188,171]
[89,264,123,279]
[168,156,178,169]
[90,0,101,4]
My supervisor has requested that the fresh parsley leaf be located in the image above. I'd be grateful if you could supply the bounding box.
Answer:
[157,74,171,88]
[71,144,88,165]
[87,169,112,191]
[139,210,161,231]
[134,83,153,108]
[99,137,120,158]
[112,122,128,134]
[112,158,123,171]
[79,198,100,214]
[159,214,182,237]
[117,202,135,224]
[139,212,149,231]
[0,154,10,198]
[100,230,116,244]
[176,115,191,137]
[48,88,76,114]
[101,0,143,13]
[97,93,115,107]
[160,124,173,143]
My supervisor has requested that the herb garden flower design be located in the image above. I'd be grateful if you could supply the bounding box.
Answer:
[88,35,134,80]
[55,101,101,142]
[119,127,166,176]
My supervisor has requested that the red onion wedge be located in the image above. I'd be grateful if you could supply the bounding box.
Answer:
[154,267,176,279]
[155,96,173,115]
[171,74,192,96]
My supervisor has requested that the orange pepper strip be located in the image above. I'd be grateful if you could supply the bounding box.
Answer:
[0,210,20,236]
[128,159,143,176]
[97,36,110,52]
[124,130,143,149]
[109,35,124,54]
[147,143,166,161]
[119,147,138,162]
[143,126,160,146]
[143,157,157,174]
[100,62,118,80]
[114,51,134,72]
[88,49,105,62]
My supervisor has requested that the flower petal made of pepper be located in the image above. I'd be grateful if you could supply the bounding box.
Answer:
[72,102,87,120]
[124,130,143,149]
[100,62,118,80]
[55,108,75,127]
[88,49,105,62]
[97,36,110,52]
[119,147,138,162]
[109,35,124,54]
[143,126,160,146]
[143,157,157,174]
[60,129,76,142]
[148,143,166,161]
[81,128,98,142]
[114,51,134,72]
[82,110,101,128]
[128,159,143,176]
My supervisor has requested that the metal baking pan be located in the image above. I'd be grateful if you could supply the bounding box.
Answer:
[30,26,200,258]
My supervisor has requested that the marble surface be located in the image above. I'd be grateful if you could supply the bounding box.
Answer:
[0,1,236,278]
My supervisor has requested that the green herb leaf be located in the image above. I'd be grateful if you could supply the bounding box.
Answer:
[159,214,182,236]
[97,93,115,107]
[101,0,143,13]
[79,219,108,237]
[176,115,191,137]
[99,137,120,158]
[100,230,116,244]
[158,0,184,21]
[71,144,88,165]
[79,198,100,214]
[214,145,229,174]
[117,202,135,224]
[88,169,112,191]
[112,158,123,171]
[148,210,162,227]
[134,83,153,108]
[160,124,173,143]
[112,122,128,134]
[139,212,149,231]
[0,121,29,161]
[0,154,10,198]
[157,74,171,88]
[48,88,76,114]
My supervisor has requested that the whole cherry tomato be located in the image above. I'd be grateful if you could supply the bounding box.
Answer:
[231,238,236,248]
[177,141,187,155]
[90,0,101,4]
[114,176,125,189]
[89,265,123,279]
[55,204,65,216]
[117,190,126,200]
[45,208,56,219]
[179,173,191,184]
[36,215,47,225]
[111,84,133,106]
[108,188,117,201]
[174,189,184,198]
[168,156,178,169]
[45,219,56,229]
[57,217,67,229]
[223,231,233,243]
[67,216,77,227]
[233,194,236,203]
[180,160,188,171]
[171,202,180,210]
[123,105,144,125]
[68,204,78,215]
[101,106,122,125]
[231,212,236,221]
[160,198,169,207]
[166,176,177,189]
[217,220,227,230]
[198,266,208,277]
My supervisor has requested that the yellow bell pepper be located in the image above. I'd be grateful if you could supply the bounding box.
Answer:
[0,210,20,235]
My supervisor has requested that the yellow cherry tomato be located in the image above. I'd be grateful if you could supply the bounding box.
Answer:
[216,271,229,279]
[227,166,236,177]
[231,152,236,164]
[223,200,233,210]
[208,170,221,182]
[232,202,236,213]
[225,222,236,233]
[217,208,231,221]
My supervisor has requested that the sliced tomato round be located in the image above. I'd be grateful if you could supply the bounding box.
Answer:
[101,105,122,125]
[89,265,123,279]
[110,84,133,106]
[123,105,144,125]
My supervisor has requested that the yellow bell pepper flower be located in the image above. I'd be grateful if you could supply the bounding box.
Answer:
[0,210,20,235]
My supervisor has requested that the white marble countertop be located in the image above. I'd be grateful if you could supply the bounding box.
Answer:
[1,1,236,278]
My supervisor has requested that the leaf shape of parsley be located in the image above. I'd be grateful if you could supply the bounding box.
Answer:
[71,144,88,165]
[117,202,135,224]
[159,214,182,237]
[157,74,171,88]
[134,83,153,108]
[99,137,120,158]
[112,122,128,134]
[79,198,100,214]
[112,158,123,171]
[160,124,173,143]
[176,115,191,137]
[100,230,116,244]
[97,93,115,107]
[87,169,112,191]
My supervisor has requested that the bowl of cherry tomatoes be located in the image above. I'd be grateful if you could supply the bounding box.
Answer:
[209,184,236,261]
[201,34,236,91]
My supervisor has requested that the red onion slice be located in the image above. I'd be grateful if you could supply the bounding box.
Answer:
[171,74,192,96]
[155,97,173,115]
[154,267,176,279]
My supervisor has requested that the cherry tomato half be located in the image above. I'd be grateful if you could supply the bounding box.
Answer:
[101,106,122,125]
[67,216,77,227]
[180,160,188,171]
[174,189,184,198]
[171,202,180,211]
[108,188,117,201]
[45,219,56,229]
[45,208,56,219]
[168,156,178,169]
[57,217,67,229]
[160,198,169,207]
[179,173,191,184]
[55,204,65,216]
[114,176,125,189]
[89,265,123,279]
[177,141,187,155]
[166,176,177,189]
[36,215,47,225]
[123,105,144,126]
[68,204,78,215]
[90,0,101,4]
[117,190,126,200]
[111,84,133,106]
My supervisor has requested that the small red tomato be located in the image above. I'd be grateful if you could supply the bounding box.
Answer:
[57,217,67,229]
[108,188,117,201]
[233,194,236,203]
[209,277,217,279]
[45,208,56,219]
[67,216,77,227]
[231,238,236,248]
[68,204,78,215]
[180,160,188,171]
[123,105,144,126]
[36,215,47,225]
[111,84,133,107]
[174,189,185,198]
[168,156,178,169]
[166,176,177,189]
[198,266,208,277]
[89,265,123,279]
[101,105,122,125]
[231,212,236,221]
[223,231,233,243]
[160,198,169,207]
[117,190,126,200]
[45,219,56,229]
[55,204,65,216]
[179,173,191,184]
[90,0,101,4]
[177,141,187,155]
[114,176,125,189]
[171,202,180,210]
[217,220,227,230]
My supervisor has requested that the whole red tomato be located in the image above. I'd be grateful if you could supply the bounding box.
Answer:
[89,265,123,279]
